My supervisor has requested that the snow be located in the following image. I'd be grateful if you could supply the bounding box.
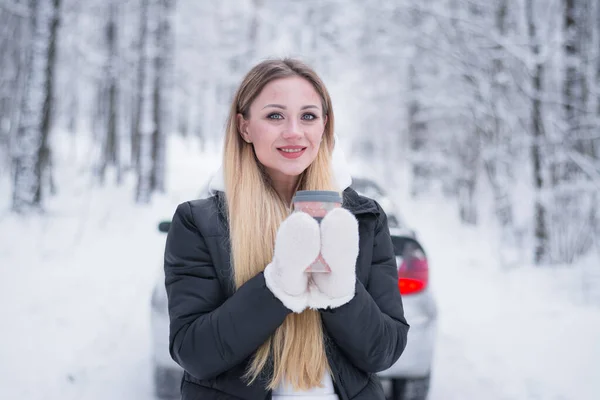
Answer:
[1,135,599,399]
[0,134,220,399]
[399,195,600,400]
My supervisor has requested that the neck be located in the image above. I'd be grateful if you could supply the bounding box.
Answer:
[269,174,301,205]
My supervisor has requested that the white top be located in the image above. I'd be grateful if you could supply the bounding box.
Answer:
[272,372,339,399]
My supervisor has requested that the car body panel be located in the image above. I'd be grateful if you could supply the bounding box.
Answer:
[377,289,437,378]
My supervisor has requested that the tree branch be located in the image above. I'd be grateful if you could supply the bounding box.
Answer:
[0,0,30,18]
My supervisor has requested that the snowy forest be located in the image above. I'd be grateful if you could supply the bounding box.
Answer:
[1,0,600,265]
[2,1,600,399]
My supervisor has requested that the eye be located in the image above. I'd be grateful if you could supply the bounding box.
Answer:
[302,113,318,121]
[267,113,284,120]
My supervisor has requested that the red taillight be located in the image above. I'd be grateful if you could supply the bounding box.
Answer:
[397,248,429,295]
[398,278,426,294]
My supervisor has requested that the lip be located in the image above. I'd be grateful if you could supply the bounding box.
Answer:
[277,146,307,159]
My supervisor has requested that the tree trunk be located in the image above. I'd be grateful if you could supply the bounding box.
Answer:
[588,0,599,159]
[100,1,121,184]
[132,0,149,172]
[405,3,429,198]
[487,0,513,227]
[526,0,548,264]
[457,125,479,225]
[136,0,156,203]
[247,0,263,61]
[596,0,600,159]
[407,62,428,198]
[12,0,54,213]
[38,0,60,197]
[0,11,15,144]
[0,10,24,172]
[564,0,579,156]
[150,0,175,194]
[151,22,162,194]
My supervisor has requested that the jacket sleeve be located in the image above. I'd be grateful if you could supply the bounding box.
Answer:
[321,202,410,373]
[164,202,291,380]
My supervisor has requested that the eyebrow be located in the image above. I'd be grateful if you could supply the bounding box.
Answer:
[262,104,320,111]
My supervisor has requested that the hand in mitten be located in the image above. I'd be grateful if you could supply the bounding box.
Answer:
[308,207,359,309]
[264,211,321,313]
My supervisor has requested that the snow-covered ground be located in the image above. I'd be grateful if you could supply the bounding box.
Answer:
[0,135,220,399]
[1,136,599,399]
[401,196,600,400]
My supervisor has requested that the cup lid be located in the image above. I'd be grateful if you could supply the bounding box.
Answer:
[292,190,342,203]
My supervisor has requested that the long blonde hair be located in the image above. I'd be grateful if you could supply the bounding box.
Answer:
[222,58,338,390]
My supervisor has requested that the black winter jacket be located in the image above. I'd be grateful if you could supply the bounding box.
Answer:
[164,187,410,400]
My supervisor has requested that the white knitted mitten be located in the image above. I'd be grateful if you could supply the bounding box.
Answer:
[264,212,321,313]
[308,207,359,309]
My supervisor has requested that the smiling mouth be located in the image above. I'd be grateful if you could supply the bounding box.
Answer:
[277,147,307,158]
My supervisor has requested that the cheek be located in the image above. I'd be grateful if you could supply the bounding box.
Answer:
[248,122,277,159]
[248,121,270,145]
[308,126,325,148]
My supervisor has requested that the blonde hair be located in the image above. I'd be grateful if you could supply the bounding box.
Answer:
[222,58,338,390]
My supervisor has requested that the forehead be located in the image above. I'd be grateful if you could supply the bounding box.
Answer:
[253,76,322,106]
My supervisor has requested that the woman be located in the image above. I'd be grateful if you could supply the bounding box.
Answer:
[164,58,409,400]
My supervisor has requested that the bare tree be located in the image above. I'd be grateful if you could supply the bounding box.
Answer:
[136,0,175,202]
[131,0,148,172]
[525,0,549,263]
[0,3,28,174]
[150,0,176,193]
[99,0,122,184]
[12,0,61,213]
[135,0,155,203]
[484,0,514,228]
[405,5,433,198]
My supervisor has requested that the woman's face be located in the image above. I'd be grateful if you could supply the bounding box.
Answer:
[238,76,327,184]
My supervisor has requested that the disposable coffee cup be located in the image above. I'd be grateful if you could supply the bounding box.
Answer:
[292,190,343,273]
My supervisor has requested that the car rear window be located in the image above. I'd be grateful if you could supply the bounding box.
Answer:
[391,235,405,256]
[391,235,424,257]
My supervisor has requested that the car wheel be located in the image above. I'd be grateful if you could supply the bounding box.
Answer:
[153,365,183,399]
[390,374,431,400]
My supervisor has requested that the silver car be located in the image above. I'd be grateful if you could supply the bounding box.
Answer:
[151,177,438,400]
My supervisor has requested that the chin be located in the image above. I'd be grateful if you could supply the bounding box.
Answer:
[262,152,317,178]
[277,165,309,177]
[267,159,311,176]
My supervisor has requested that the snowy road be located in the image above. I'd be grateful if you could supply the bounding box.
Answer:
[0,186,160,400]
[1,146,599,399]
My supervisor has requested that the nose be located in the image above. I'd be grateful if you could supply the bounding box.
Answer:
[281,119,302,140]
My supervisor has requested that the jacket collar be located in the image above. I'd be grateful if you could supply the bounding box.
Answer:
[342,187,380,216]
